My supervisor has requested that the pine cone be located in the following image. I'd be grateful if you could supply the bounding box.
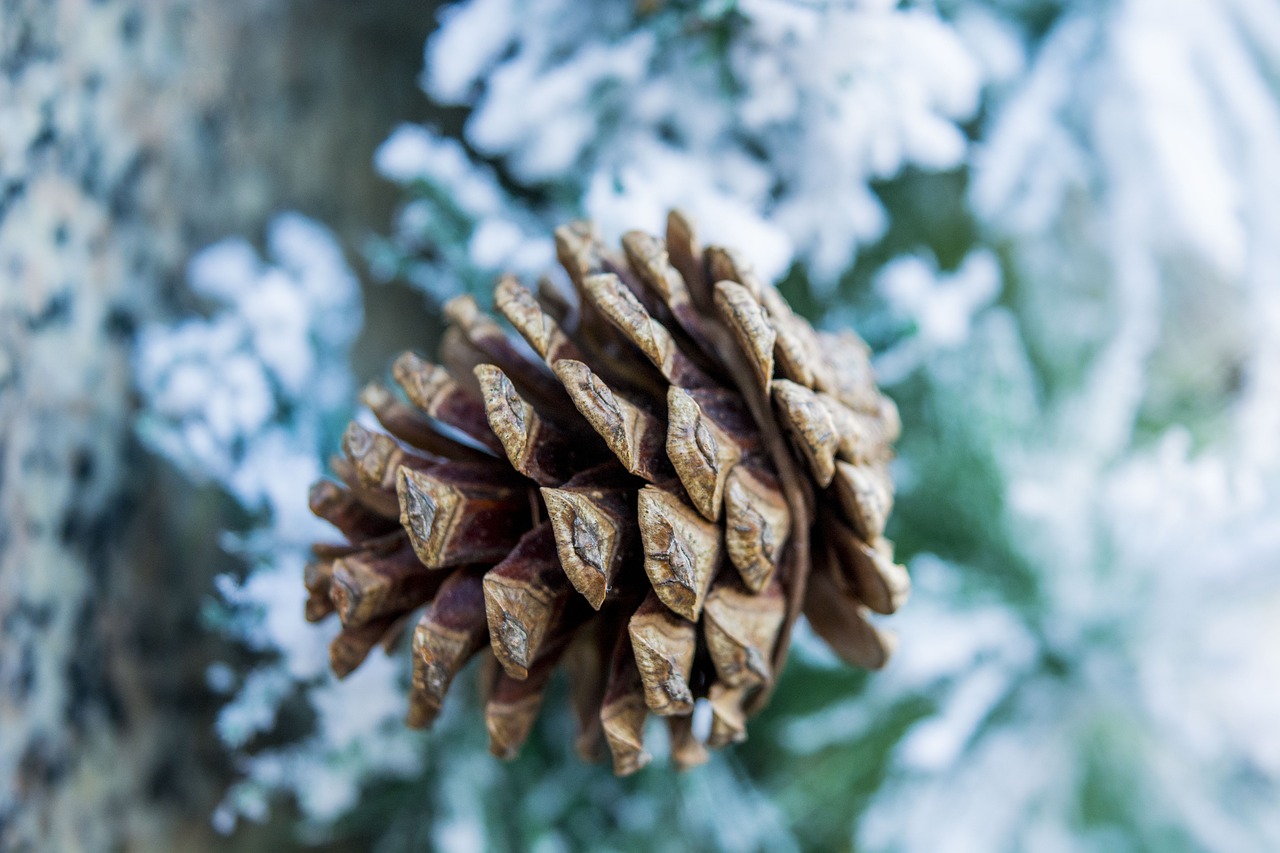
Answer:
[305,211,906,773]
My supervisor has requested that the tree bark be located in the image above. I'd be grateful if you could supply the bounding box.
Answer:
[0,1,433,849]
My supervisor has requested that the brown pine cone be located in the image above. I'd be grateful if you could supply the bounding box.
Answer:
[305,211,907,774]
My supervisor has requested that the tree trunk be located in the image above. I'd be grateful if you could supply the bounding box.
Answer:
[0,1,433,849]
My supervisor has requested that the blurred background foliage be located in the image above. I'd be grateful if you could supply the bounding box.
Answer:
[7,0,1276,850]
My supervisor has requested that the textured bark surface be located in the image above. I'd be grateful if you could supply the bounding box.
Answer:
[0,1,431,849]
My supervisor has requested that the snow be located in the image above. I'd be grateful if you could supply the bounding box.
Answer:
[134,0,1280,847]
[389,0,985,296]
[135,213,420,831]
[847,3,1280,849]
[871,249,1002,383]
[373,124,552,300]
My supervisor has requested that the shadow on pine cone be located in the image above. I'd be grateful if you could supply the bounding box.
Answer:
[305,211,907,774]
